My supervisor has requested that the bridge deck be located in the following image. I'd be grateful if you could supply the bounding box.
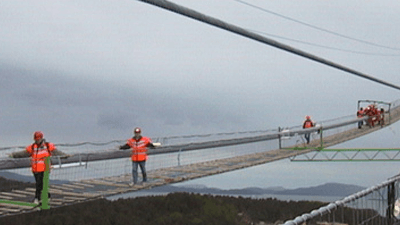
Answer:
[1,108,400,216]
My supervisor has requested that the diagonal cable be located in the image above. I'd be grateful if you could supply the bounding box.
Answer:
[233,0,400,51]
[252,30,400,57]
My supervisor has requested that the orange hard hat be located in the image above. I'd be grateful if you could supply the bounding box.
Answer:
[134,127,141,134]
[33,131,44,140]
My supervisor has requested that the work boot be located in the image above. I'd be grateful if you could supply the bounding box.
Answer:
[143,174,147,183]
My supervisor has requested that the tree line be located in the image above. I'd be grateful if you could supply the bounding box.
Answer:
[0,176,388,225]
[1,191,327,225]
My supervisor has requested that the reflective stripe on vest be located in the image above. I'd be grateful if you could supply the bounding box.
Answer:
[357,110,364,118]
[127,137,152,161]
[304,121,313,128]
[27,143,53,172]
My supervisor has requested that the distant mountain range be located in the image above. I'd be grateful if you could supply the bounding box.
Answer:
[145,182,366,197]
[0,171,366,198]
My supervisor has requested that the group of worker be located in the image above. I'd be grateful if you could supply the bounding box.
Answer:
[302,105,386,145]
[13,106,388,204]
[357,104,385,128]
[12,128,158,204]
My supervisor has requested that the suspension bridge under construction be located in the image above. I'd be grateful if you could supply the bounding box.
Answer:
[2,0,400,224]
[1,99,400,224]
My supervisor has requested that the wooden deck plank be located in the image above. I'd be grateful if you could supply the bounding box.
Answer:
[12,190,35,196]
[50,185,74,191]
[71,182,94,188]
[0,207,21,212]
[0,192,26,198]
[61,184,85,189]
[80,179,127,188]
[63,196,86,201]
[0,195,13,200]
[49,189,98,198]
[24,187,98,198]
[102,176,128,182]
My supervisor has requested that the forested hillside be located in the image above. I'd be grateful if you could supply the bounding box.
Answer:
[0,192,326,225]
[0,176,385,225]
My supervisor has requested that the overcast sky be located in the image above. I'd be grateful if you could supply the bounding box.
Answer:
[1,0,400,147]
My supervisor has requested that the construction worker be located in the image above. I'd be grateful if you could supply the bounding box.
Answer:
[379,108,385,126]
[357,107,364,129]
[26,131,56,204]
[302,116,314,144]
[119,127,160,186]
[365,105,376,127]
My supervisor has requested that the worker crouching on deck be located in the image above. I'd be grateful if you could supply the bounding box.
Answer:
[302,116,315,144]
[119,127,161,186]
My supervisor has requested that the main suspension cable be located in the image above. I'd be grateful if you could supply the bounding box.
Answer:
[137,0,400,91]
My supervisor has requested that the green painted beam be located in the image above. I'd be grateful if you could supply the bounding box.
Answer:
[40,157,50,210]
[290,159,400,162]
[321,148,400,152]
[284,147,400,151]
[0,157,51,210]
[0,199,37,207]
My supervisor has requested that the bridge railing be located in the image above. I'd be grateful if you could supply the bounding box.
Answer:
[0,114,364,170]
[0,115,374,183]
[3,97,398,164]
[1,101,399,184]
[279,114,358,149]
[283,175,400,225]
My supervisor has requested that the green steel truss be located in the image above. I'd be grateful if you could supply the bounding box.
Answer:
[289,148,400,162]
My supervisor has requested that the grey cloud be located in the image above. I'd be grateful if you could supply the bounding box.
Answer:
[1,0,399,146]
[0,64,250,143]
[97,113,137,130]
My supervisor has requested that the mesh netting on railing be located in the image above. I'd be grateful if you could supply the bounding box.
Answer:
[0,108,397,182]
[0,100,399,221]
[284,176,400,225]
[1,99,400,189]
[3,140,277,184]
[279,114,357,149]
[0,128,280,158]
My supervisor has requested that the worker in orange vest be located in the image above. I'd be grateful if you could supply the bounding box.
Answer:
[119,127,160,186]
[26,131,56,204]
[357,107,364,129]
[302,116,314,144]
[365,105,376,127]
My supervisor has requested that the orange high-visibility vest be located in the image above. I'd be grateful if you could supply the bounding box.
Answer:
[26,142,56,172]
[126,137,152,162]
[303,120,314,128]
[357,110,364,118]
